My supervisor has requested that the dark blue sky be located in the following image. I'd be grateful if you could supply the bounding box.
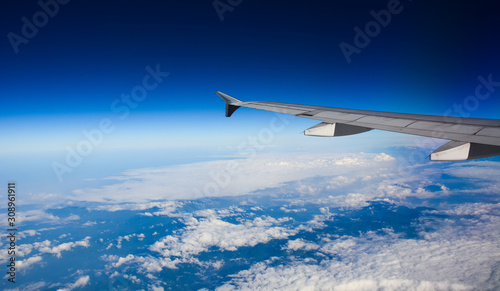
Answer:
[2,0,499,114]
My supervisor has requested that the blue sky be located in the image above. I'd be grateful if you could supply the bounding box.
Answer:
[1,0,500,195]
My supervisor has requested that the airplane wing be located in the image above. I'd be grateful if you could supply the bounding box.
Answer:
[217,91,500,161]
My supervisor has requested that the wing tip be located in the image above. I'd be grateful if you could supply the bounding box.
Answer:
[216,91,242,104]
[217,91,241,117]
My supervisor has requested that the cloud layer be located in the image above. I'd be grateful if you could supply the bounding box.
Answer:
[71,152,397,202]
[217,205,500,290]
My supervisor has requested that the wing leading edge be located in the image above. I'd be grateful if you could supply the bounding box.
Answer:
[217,91,500,161]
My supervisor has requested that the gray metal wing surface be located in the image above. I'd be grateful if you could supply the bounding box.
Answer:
[217,91,500,161]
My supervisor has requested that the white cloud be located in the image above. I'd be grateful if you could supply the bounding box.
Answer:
[82,221,97,227]
[445,162,500,181]
[104,211,298,273]
[0,210,82,228]
[18,230,40,239]
[280,206,307,213]
[435,203,500,216]
[324,193,370,209]
[38,236,91,258]
[65,214,80,221]
[113,254,135,267]
[295,206,335,232]
[296,184,319,195]
[91,201,182,217]
[5,281,47,291]
[60,154,500,208]
[377,183,413,199]
[149,285,164,291]
[68,151,488,210]
[8,153,499,290]
[326,176,355,190]
[218,235,492,290]
[334,156,366,166]
[57,275,90,291]
[1,236,91,266]
[319,238,357,255]
[444,162,500,195]
[84,158,500,289]
[150,215,296,259]
[11,210,59,224]
[17,255,43,269]
[70,153,397,202]
[282,239,319,251]
[123,274,141,284]
[374,153,395,162]
[111,233,145,249]
[217,203,500,291]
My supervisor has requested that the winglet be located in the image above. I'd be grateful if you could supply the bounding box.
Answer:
[217,91,242,117]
